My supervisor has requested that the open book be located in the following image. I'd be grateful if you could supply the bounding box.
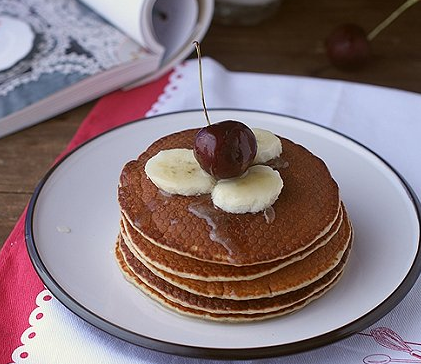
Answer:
[0,0,213,138]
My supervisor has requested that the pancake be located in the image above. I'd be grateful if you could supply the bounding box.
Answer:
[115,240,347,322]
[118,235,351,314]
[115,127,353,322]
[120,209,351,300]
[118,128,340,266]
[120,204,344,282]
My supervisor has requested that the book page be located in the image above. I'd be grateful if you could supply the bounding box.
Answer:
[80,0,164,55]
[125,0,213,88]
[149,0,198,62]
[80,0,200,62]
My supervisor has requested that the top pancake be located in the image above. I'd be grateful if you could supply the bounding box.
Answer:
[118,128,340,266]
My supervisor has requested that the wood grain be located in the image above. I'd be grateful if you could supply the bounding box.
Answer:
[1,0,421,245]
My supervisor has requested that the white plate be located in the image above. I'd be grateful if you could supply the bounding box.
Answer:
[26,110,421,359]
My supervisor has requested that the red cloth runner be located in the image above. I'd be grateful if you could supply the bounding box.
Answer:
[0,71,172,363]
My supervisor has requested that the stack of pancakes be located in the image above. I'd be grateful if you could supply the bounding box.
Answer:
[116,128,353,322]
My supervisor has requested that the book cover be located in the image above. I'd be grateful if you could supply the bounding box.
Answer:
[0,0,214,137]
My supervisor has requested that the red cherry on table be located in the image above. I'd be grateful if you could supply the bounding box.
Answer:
[194,120,257,180]
[325,23,371,71]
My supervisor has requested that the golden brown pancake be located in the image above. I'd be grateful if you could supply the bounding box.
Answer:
[120,204,344,282]
[118,128,340,266]
[120,209,351,300]
[118,235,351,314]
[115,240,348,322]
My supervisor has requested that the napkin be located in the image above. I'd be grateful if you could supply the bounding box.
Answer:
[1,58,421,364]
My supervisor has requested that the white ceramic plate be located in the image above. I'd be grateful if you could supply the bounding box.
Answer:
[26,110,421,359]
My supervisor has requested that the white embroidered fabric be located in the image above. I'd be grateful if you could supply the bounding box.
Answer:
[10,59,421,364]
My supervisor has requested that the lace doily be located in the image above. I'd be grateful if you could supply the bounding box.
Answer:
[0,0,141,117]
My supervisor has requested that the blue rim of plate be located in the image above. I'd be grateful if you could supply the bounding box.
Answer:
[25,109,421,360]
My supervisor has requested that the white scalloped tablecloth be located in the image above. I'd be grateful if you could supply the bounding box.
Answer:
[5,58,421,364]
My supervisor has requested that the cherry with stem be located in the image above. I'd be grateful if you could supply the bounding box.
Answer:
[192,41,257,180]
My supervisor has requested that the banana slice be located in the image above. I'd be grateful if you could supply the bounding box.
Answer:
[211,165,283,214]
[145,148,215,196]
[252,128,282,164]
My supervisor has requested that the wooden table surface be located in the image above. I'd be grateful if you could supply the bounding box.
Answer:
[1,0,421,247]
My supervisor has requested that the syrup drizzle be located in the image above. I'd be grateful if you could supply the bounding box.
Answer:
[188,198,276,263]
[267,156,289,170]
[263,206,276,224]
[188,199,243,262]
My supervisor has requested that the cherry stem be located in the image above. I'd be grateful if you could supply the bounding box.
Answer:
[367,0,419,41]
[193,41,211,126]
